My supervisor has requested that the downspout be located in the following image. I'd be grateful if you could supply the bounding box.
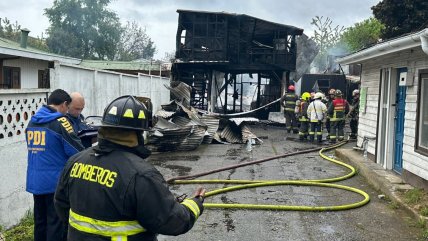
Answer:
[420,29,428,55]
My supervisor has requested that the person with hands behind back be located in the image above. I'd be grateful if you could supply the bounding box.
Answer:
[54,95,206,241]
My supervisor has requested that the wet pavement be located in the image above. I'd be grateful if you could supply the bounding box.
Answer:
[147,124,422,241]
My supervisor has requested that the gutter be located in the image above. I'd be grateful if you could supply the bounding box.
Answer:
[337,28,428,65]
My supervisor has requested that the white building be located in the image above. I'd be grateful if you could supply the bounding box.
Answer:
[0,32,170,227]
[337,28,428,191]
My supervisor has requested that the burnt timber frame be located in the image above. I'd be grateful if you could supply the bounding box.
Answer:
[172,9,303,115]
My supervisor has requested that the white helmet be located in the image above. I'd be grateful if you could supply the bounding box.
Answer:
[314,92,324,100]
[352,89,360,96]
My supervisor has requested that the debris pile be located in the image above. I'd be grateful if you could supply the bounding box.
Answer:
[145,82,263,152]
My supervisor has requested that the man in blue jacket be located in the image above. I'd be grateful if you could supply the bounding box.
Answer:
[26,89,84,241]
[66,92,96,148]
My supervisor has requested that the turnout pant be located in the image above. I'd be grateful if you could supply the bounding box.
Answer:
[33,193,67,241]
[329,120,345,142]
[284,111,298,133]
[299,120,309,141]
[350,118,358,137]
[309,121,323,142]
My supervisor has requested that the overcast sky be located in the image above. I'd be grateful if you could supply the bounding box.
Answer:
[0,0,380,59]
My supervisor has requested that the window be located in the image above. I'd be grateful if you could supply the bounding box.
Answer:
[317,79,330,94]
[1,66,20,89]
[38,69,50,88]
[416,71,428,155]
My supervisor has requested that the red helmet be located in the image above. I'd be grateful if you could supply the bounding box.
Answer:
[288,85,295,91]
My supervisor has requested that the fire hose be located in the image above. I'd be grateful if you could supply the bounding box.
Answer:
[168,141,370,211]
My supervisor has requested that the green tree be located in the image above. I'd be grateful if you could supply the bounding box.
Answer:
[341,18,384,52]
[372,0,428,39]
[0,17,21,40]
[44,0,122,60]
[0,17,49,52]
[310,16,345,71]
[115,21,156,60]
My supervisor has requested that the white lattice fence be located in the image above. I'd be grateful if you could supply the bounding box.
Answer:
[0,90,48,146]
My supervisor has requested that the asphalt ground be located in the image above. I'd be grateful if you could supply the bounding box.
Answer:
[147,124,422,241]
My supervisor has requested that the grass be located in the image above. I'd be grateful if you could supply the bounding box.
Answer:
[4,210,34,241]
[422,228,428,239]
[404,188,424,205]
[420,206,428,217]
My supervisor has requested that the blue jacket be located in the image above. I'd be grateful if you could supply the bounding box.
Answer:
[26,105,84,195]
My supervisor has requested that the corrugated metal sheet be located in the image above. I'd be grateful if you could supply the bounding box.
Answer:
[219,122,242,144]
[154,109,176,119]
[200,115,220,144]
[146,118,192,152]
[241,124,263,144]
[172,116,207,151]
[165,81,191,107]
[229,117,259,126]
[175,101,204,124]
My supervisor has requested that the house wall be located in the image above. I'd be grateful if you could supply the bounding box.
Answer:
[4,58,49,88]
[0,62,170,228]
[358,47,428,183]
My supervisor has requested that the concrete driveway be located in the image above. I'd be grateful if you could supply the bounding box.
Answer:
[148,124,421,241]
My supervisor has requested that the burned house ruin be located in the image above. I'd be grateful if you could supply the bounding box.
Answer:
[172,10,303,117]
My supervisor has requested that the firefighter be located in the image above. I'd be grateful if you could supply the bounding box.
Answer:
[325,88,336,139]
[297,92,311,141]
[280,85,299,133]
[328,90,350,143]
[348,89,360,139]
[307,92,327,143]
[54,95,205,241]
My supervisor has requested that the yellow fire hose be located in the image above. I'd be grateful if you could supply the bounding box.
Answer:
[172,141,370,211]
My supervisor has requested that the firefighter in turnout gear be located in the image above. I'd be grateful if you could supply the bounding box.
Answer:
[348,89,360,139]
[307,92,327,143]
[280,85,299,133]
[327,90,350,143]
[325,88,336,139]
[298,92,311,141]
[54,95,205,241]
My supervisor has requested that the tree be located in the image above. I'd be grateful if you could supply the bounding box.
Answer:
[0,17,21,40]
[44,0,122,60]
[310,16,345,72]
[0,17,49,52]
[372,0,428,39]
[341,18,384,52]
[115,21,156,61]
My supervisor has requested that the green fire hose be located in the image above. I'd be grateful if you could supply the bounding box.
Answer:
[172,141,370,211]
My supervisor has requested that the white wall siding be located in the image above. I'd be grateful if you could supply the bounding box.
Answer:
[357,48,428,181]
[356,64,380,152]
[4,58,49,88]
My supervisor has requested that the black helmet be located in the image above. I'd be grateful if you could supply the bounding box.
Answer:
[101,95,149,130]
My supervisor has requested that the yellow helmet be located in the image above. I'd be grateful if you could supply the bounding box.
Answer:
[301,92,311,101]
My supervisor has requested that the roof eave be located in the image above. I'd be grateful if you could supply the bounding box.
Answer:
[0,46,81,65]
[337,28,428,65]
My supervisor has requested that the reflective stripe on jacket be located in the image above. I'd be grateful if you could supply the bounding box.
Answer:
[280,93,298,112]
[54,139,204,241]
[69,209,146,238]
[328,98,349,121]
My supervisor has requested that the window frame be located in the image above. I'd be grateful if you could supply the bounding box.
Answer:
[415,69,428,156]
[1,66,21,89]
